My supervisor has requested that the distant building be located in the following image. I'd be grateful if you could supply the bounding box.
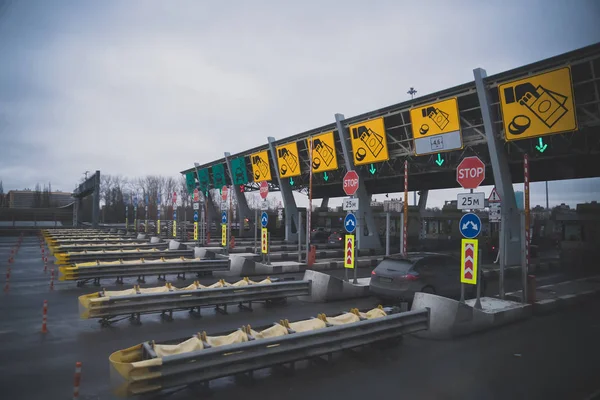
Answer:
[7,190,74,209]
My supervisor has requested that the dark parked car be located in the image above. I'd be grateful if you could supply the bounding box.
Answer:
[327,231,344,248]
[310,227,330,244]
[369,252,485,301]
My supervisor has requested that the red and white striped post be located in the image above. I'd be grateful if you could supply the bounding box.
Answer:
[403,160,408,256]
[524,154,530,268]
[73,361,82,400]
[4,267,10,292]
[50,268,55,291]
[41,300,48,333]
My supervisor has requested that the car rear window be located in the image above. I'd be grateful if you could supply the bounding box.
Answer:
[376,259,413,273]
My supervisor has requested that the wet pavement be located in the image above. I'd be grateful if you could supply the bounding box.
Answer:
[0,235,598,400]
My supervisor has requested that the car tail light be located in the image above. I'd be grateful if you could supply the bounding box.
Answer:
[371,270,376,276]
[338,237,342,241]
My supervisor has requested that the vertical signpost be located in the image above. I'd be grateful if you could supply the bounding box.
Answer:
[343,171,359,284]
[193,188,199,243]
[125,194,129,231]
[456,155,485,308]
[221,186,228,254]
[523,154,530,304]
[403,161,408,256]
[144,194,149,234]
[172,191,177,238]
[261,211,269,264]
[133,195,138,233]
[157,192,161,235]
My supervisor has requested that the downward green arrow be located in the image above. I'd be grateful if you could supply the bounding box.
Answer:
[369,164,376,175]
[535,137,548,153]
[323,172,329,181]
[289,177,294,186]
[435,154,445,166]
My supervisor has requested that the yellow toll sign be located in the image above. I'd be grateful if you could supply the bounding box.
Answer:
[250,150,272,182]
[221,224,227,247]
[172,221,177,238]
[410,98,463,155]
[348,117,389,165]
[410,98,461,138]
[307,131,338,173]
[499,67,577,141]
[275,142,301,178]
[193,222,198,241]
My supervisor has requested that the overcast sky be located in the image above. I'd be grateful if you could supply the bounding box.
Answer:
[1,0,599,208]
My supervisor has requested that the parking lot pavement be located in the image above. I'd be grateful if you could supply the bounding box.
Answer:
[2,236,598,400]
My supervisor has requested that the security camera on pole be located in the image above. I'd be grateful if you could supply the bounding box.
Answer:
[343,170,359,284]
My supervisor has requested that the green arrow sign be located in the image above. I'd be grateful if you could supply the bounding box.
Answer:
[369,164,376,175]
[535,137,548,153]
[323,172,329,181]
[435,154,445,166]
[289,177,294,186]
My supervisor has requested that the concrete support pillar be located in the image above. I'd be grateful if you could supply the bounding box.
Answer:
[224,152,253,237]
[474,68,522,272]
[320,197,330,211]
[418,190,428,213]
[335,113,382,250]
[206,189,220,228]
[267,137,299,243]
[92,170,100,228]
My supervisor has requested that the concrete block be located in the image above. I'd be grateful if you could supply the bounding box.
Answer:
[298,270,370,303]
[168,240,181,250]
[136,234,147,240]
[150,237,161,244]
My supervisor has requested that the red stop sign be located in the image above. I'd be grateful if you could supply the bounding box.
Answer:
[259,181,269,199]
[343,170,359,196]
[221,186,228,201]
[172,191,177,204]
[456,156,485,189]
[193,189,199,202]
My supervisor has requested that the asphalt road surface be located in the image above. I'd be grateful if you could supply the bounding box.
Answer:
[0,237,598,400]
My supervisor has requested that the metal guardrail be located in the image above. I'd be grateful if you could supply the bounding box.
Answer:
[52,242,169,254]
[56,249,194,265]
[83,280,310,325]
[110,308,429,397]
[60,258,230,286]
[49,238,147,247]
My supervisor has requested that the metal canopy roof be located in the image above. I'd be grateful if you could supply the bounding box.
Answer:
[181,43,600,197]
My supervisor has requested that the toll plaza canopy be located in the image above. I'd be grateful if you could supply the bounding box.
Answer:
[181,43,600,198]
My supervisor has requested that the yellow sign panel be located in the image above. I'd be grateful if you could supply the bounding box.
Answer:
[157,219,160,234]
[410,98,461,138]
[261,228,268,254]
[172,221,177,238]
[499,67,577,141]
[275,142,301,178]
[460,239,478,285]
[307,131,338,173]
[344,235,355,269]
[250,150,272,182]
[221,224,227,247]
[348,117,389,165]
[194,222,198,241]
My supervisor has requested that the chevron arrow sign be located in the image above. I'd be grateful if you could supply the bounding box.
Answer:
[460,239,478,285]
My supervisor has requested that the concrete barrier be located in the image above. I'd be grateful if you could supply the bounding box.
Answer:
[136,234,147,240]
[168,240,181,250]
[150,237,161,244]
[411,293,531,339]
[298,270,370,302]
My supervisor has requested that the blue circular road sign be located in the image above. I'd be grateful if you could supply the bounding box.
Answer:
[261,212,269,228]
[344,213,357,234]
[194,211,199,222]
[221,211,227,224]
[459,213,482,239]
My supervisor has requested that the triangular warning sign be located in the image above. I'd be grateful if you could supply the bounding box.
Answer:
[488,187,501,203]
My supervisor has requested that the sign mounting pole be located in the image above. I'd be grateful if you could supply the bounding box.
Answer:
[403,160,408,257]
[523,154,530,304]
